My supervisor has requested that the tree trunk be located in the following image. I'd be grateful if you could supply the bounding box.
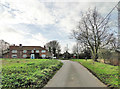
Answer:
[91,51,98,62]
[94,53,98,62]
[94,58,98,62]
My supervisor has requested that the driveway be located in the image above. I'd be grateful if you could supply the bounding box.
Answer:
[44,60,106,87]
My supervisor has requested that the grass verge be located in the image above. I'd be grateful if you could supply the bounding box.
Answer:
[1,59,63,88]
[71,59,118,87]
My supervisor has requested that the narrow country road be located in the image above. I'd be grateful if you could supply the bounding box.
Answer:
[44,60,106,87]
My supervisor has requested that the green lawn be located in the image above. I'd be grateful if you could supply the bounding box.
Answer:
[71,59,119,87]
[1,59,63,88]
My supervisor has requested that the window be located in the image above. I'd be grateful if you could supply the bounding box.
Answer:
[23,54,27,58]
[23,50,27,53]
[12,50,17,53]
[12,54,17,58]
[36,50,39,53]
[41,54,46,58]
[41,50,46,53]
[31,50,34,53]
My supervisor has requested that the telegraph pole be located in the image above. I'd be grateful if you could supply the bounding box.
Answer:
[77,42,79,59]
[118,1,120,89]
[118,1,120,62]
[118,1,120,48]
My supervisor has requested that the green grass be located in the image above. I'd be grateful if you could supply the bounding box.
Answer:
[1,59,63,88]
[71,59,119,87]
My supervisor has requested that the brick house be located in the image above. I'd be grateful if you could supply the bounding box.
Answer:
[3,44,51,59]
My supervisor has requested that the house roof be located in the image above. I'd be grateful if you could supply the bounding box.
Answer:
[9,46,46,50]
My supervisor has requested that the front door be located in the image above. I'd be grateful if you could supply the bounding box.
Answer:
[31,54,35,59]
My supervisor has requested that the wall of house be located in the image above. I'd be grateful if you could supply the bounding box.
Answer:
[4,46,49,58]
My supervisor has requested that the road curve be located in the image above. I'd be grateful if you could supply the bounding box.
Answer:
[44,60,106,87]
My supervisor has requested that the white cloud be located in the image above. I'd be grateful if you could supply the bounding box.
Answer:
[0,0,56,25]
[0,25,26,44]
[0,0,53,47]
[32,33,48,45]
[0,25,48,47]
[39,0,119,2]
[51,2,89,33]
[0,1,118,53]
[53,2,117,34]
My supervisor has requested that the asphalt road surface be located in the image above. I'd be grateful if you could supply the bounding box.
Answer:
[44,60,106,87]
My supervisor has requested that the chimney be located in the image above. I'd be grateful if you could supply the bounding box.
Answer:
[44,45,46,49]
[19,44,22,47]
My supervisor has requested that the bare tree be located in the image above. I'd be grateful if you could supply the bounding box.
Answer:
[63,44,70,59]
[64,44,69,53]
[72,42,82,59]
[0,40,10,58]
[72,44,78,54]
[45,40,61,58]
[72,8,114,61]
[109,36,118,51]
[72,42,86,54]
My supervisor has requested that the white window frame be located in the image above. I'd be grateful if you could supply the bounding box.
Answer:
[41,54,46,58]
[36,50,39,53]
[31,50,34,53]
[23,50,27,53]
[12,54,17,58]
[23,54,27,58]
[41,50,46,53]
[12,50,17,53]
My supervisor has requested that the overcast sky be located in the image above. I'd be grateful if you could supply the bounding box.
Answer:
[0,0,118,53]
